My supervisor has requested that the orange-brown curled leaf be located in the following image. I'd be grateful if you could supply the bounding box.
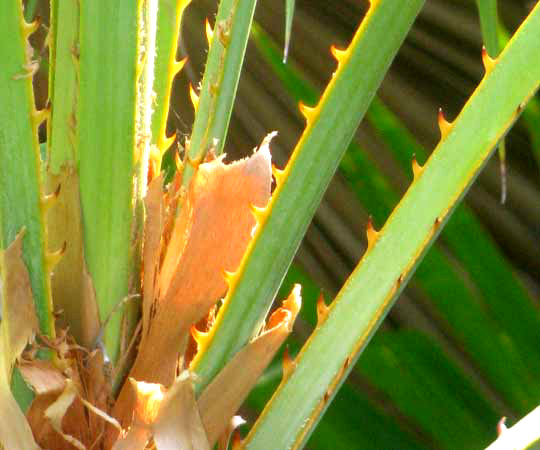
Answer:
[197,284,302,446]
[126,138,272,388]
[112,137,273,435]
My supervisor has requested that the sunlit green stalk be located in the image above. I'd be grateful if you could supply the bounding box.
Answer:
[77,0,143,363]
[244,4,540,447]
[250,22,540,408]
[0,0,54,339]
[184,0,257,184]
[192,0,426,394]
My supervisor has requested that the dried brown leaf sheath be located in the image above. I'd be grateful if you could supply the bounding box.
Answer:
[46,168,100,348]
[5,137,293,450]
[141,174,165,340]
[198,284,302,446]
[113,141,272,430]
[23,343,118,449]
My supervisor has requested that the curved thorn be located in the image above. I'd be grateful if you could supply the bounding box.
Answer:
[365,216,379,251]
[189,84,199,112]
[316,291,329,326]
[411,154,423,179]
[159,132,176,154]
[249,203,267,224]
[41,184,61,214]
[437,107,452,139]
[32,108,49,128]
[330,44,348,63]
[172,57,187,77]
[22,16,41,37]
[191,325,209,349]
[298,101,317,122]
[186,152,203,170]
[272,164,285,186]
[205,18,214,46]
[481,46,497,76]
[46,241,67,271]
[222,269,237,287]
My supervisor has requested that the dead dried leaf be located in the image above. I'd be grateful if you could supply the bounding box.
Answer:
[153,372,210,450]
[46,168,100,347]
[27,391,67,449]
[26,368,91,450]
[142,140,271,383]
[142,174,165,338]
[0,230,39,369]
[0,231,41,449]
[84,349,112,440]
[113,136,273,433]
[23,343,115,450]
[80,265,101,348]
[197,285,301,445]
[111,427,150,450]
[19,359,66,395]
[0,347,41,450]
[44,379,85,450]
